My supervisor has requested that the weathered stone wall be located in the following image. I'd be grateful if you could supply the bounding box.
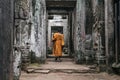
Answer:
[105,0,114,71]
[95,0,105,46]
[30,0,46,63]
[83,0,114,70]
[74,0,86,63]
[0,0,14,80]
[107,0,114,63]
[91,0,105,64]
[83,0,95,64]
[14,0,31,79]
[14,0,46,79]
[74,0,107,64]
[14,0,31,46]
[85,0,94,35]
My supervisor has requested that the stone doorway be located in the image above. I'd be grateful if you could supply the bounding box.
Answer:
[46,14,70,58]
[46,0,76,59]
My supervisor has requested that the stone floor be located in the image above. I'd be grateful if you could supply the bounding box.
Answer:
[20,58,120,80]
[20,72,120,80]
[26,58,96,73]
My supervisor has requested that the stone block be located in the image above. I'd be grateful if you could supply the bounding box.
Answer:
[27,69,35,73]
[34,70,50,74]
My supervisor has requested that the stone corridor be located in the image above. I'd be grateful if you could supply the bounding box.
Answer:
[0,0,120,80]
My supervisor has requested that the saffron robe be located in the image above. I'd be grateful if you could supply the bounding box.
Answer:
[52,32,64,57]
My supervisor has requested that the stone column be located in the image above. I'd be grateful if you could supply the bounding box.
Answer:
[0,0,14,80]
[14,0,31,79]
[105,0,109,72]
[105,0,114,72]
[92,0,105,65]
[74,0,86,63]
[30,0,46,63]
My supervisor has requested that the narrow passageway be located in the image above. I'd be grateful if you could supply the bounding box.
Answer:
[18,0,120,79]
[1,0,120,80]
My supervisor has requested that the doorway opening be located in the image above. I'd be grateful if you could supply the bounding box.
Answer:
[46,0,77,60]
[46,14,72,58]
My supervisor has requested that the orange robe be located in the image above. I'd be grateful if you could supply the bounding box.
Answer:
[52,32,64,57]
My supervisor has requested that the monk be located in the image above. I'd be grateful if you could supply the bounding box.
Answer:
[52,31,64,62]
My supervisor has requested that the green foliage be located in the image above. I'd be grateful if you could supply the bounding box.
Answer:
[29,63,41,67]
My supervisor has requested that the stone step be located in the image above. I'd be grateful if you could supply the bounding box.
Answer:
[26,68,97,74]
[26,58,98,74]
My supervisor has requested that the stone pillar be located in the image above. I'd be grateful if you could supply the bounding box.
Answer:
[105,0,114,72]
[84,0,95,64]
[92,0,105,65]
[74,0,86,63]
[14,0,32,79]
[0,0,14,80]
[30,0,46,63]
